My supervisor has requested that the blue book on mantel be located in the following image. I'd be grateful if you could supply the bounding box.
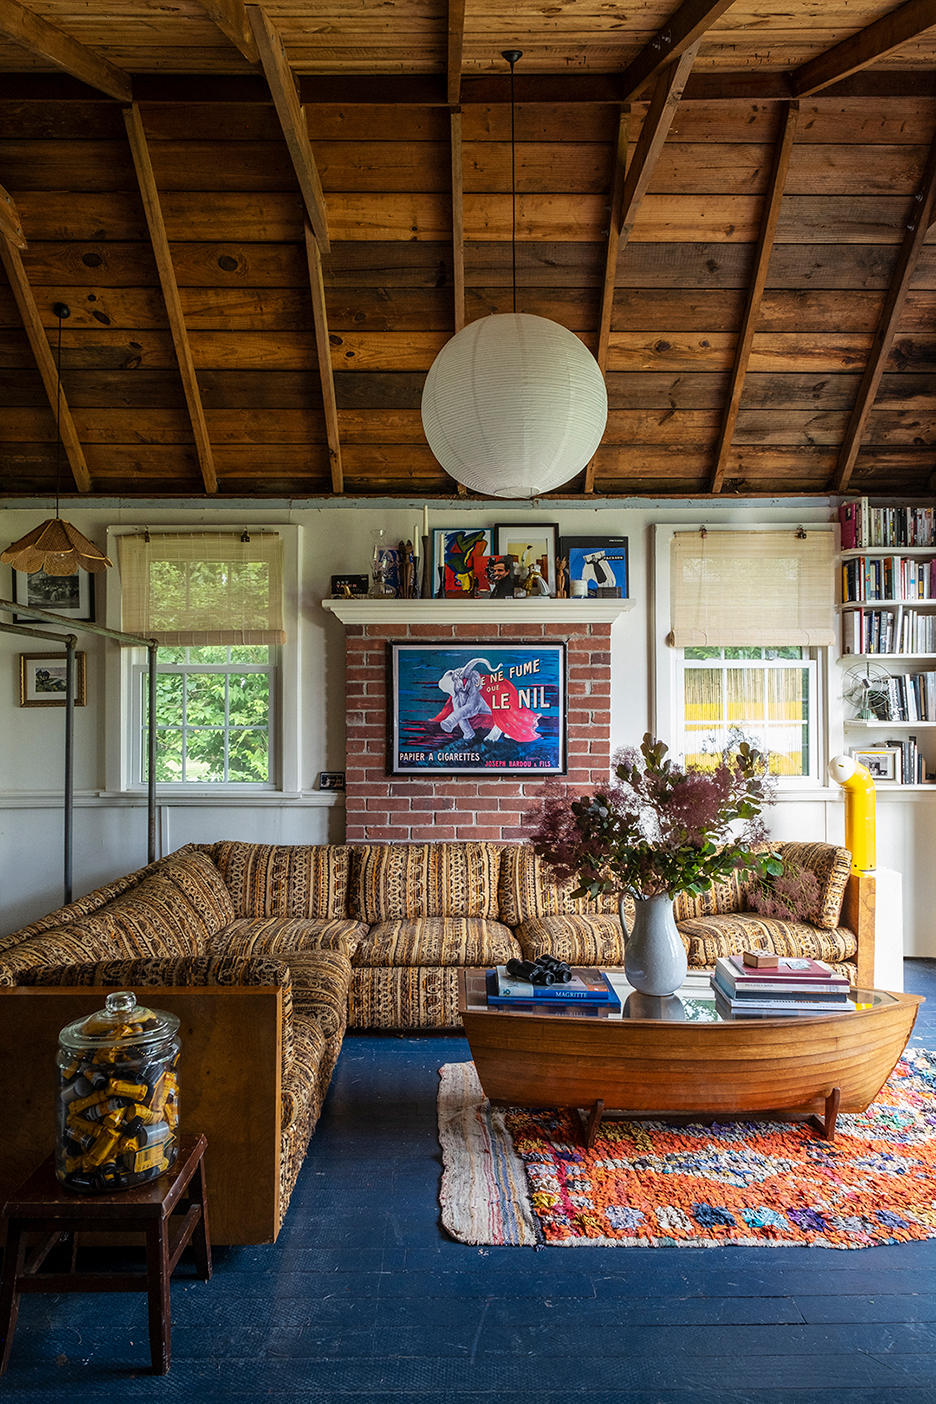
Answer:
[486,966,615,1004]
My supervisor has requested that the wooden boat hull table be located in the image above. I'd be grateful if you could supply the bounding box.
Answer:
[458,970,922,1147]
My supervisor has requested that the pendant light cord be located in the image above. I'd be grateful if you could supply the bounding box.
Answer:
[502,50,522,315]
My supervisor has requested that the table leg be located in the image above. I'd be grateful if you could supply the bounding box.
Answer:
[808,1086,842,1142]
[145,1220,171,1375]
[189,1155,212,1282]
[0,1218,26,1376]
[583,1099,604,1149]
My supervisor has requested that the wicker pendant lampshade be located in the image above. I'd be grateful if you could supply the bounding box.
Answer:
[421,314,608,497]
[420,49,607,499]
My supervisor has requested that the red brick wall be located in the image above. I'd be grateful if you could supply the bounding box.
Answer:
[343,619,612,843]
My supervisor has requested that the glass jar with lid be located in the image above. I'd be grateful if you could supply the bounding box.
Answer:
[56,990,180,1193]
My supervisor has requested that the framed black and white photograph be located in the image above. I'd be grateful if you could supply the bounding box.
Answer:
[388,639,567,775]
[11,567,94,623]
[851,746,901,783]
[494,523,559,596]
[19,652,87,708]
[561,535,628,598]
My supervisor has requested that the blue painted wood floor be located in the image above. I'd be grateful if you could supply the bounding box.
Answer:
[4,959,936,1402]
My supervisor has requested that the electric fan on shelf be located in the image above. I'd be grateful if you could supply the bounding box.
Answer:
[842,660,893,721]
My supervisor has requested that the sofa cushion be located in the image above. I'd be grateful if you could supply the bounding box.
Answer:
[154,847,236,931]
[349,843,502,922]
[497,844,619,926]
[281,1014,327,1135]
[271,949,352,1041]
[210,915,367,960]
[351,917,520,969]
[16,953,296,1065]
[752,841,852,931]
[211,841,352,920]
[348,967,462,1029]
[514,913,628,967]
[678,913,858,976]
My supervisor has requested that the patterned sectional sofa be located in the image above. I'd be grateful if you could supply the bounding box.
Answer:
[0,836,867,1245]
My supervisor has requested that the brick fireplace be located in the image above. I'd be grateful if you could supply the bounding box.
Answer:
[323,600,631,843]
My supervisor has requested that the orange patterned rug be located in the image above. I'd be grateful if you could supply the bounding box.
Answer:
[438,1050,936,1248]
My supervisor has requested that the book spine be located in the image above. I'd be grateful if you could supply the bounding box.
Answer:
[490,988,609,1002]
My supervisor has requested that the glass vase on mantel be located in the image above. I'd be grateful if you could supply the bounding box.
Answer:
[621,894,688,998]
[368,528,395,599]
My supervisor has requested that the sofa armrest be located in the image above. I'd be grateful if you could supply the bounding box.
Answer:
[0,983,283,1246]
[842,871,876,989]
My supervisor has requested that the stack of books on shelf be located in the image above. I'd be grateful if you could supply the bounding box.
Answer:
[842,606,936,657]
[485,966,621,1012]
[840,499,936,549]
[711,954,855,1018]
[842,555,936,603]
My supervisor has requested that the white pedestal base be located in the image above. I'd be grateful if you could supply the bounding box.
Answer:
[863,868,904,992]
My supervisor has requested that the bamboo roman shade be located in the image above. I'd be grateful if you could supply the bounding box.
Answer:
[119,532,286,645]
[670,530,835,648]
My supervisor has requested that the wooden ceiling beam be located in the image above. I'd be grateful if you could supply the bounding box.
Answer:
[0,181,26,250]
[123,103,217,495]
[0,0,131,101]
[0,237,91,492]
[193,0,259,66]
[447,0,465,107]
[831,122,936,495]
[303,224,343,495]
[619,0,739,101]
[709,102,799,495]
[247,5,330,252]
[584,112,629,495]
[791,0,936,98]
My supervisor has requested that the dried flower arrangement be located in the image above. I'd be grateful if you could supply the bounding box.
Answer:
[523,732,783,902]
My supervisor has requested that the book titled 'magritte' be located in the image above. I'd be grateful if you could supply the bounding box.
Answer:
[488,966,613,1003]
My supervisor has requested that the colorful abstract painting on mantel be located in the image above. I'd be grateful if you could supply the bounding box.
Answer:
[437,1052,936,1249]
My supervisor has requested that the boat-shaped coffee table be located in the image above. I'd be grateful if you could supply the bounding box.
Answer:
[458,969,922,1146]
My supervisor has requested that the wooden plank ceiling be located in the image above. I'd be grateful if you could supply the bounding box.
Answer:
[3,0,936,500]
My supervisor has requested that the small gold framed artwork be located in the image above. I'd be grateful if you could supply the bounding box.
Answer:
[19,652,87,708]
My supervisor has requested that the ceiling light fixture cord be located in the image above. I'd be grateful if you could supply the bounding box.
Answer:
[502,49,522,315]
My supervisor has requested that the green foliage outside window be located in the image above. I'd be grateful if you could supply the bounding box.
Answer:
[142,645,272,783]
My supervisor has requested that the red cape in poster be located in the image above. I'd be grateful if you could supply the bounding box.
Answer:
[431,661,540,744]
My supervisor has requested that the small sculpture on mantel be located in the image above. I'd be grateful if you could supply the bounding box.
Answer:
[556,555,568,599]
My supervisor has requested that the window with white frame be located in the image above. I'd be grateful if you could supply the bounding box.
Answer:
[654,526,835,784]
[113,530,294,791]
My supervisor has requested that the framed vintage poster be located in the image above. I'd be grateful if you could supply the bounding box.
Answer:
[19,652,87,707]
[430,527,494,598]
[388,640,567,775]
[851,746,902,783]
[494,523,559,596]
[11,567,94,623]
[561,535,628,597]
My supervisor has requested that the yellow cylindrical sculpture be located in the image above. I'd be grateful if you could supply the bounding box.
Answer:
[828,754,876,873]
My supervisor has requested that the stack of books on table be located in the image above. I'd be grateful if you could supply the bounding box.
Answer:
[485,966,621,1012]
[711,955,856,1018]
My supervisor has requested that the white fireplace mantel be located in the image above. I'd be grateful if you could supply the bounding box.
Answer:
[322,598,634,625]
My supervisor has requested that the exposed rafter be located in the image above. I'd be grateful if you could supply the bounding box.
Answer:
[0,181,25,250]
[619,42,701,248]
[791,0,936,98]
[0,237,91,492]
[247,4,330,252]
[304,224,344,495]
[584,112,629,495]
[831,122,936,495]
[619,0,739,101]
[193,0,259,66]
[0,0,131,101]
[447,0,466,107]
[123,103,218,495]
[709,103,799,495]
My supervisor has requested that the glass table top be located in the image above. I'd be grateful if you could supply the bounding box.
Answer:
[461,968,895,1023]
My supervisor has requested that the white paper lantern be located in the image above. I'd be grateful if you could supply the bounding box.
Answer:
[421,313,609,498]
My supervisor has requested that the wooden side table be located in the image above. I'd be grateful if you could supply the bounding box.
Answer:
[0,1131,211,1376]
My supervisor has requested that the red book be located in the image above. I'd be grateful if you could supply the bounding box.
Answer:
[728,955,838,981]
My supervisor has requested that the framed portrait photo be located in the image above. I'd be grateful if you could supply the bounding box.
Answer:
[430,527,494,598]
[11,567,94,623]
[19,652,87,708]
[562,535,628,598]
[851,746,901,783]
[388,639,567,776]
[494,523,559,596]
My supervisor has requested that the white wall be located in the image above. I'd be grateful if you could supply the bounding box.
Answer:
[2,494,933,959]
